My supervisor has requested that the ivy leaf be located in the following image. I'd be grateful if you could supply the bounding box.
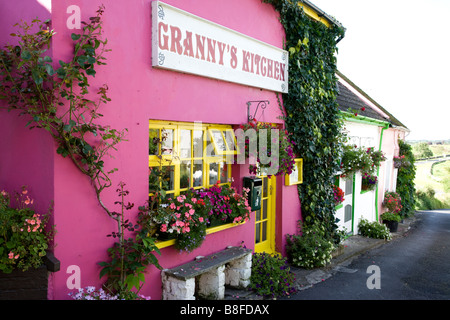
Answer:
[20,50,31,60]
[71,33,81,41]
[45,64,55,76]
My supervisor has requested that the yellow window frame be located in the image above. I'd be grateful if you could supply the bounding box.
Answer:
[149,121,243,249]
[285,158,303,186]
[149,121,236,195]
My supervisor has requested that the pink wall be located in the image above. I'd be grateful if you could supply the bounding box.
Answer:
[0,1,55,244]
[378,127,405,218]
[1,0,301,300]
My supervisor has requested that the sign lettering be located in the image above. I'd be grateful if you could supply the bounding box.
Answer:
[152,1,288,93]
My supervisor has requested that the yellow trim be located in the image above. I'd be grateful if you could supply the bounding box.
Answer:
[285,158,303,186]
[255,175,276,254]
[155,221,247,249]
[298,3,332,28]
[150,120,240,250]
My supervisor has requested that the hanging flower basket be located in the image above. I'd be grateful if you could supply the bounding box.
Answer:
[238,120,296,177]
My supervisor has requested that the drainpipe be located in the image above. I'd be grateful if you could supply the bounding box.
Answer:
[375,124,389,221]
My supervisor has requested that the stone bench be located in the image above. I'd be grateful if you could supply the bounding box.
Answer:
[161,246,252,300]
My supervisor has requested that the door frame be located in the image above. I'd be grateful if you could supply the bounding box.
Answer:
[254,175,276,254]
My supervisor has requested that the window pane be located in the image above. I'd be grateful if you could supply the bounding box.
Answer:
[256,209,261,221]
[209,162,218,185]
[193,161,203,187]
[162,166,175,191]
[220,161,228,182]
[193,130,203,158]
[180,129,191,158]
[149,129,159,155]
[161,129,174,155]
[212,130,226,152]
[262,199,267,220]
[262,221,267,241]
[344,205,352,222]
[263,177,268,198]
[224,130,236,152]
[180,160,191,189]
[255,223,261,244]
[345,178,353,195]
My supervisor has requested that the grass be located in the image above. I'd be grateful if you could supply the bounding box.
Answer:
[414,159,450,209]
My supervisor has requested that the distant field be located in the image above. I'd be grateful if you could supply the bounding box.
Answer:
[429,144,450,157]
[415,159,450,205]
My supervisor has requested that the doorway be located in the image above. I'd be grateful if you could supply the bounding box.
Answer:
[254,176,276,253]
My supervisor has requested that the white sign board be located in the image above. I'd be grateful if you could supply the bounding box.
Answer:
[152,1,289,93]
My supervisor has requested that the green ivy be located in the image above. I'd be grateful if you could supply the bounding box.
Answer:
[397,140,416,217]
[263,0,346,244]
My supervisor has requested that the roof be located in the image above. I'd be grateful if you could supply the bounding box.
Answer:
[336,70,409,131]
[299,0,345,31]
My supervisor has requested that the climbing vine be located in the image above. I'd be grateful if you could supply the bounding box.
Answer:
[0,7,161,298]
[0,6,125,221]
[263,0,346,244]
[397,139,416,217]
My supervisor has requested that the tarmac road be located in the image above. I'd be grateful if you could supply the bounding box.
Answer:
[284,210,450,300]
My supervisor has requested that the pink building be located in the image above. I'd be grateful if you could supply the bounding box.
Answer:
[0,0,314,299]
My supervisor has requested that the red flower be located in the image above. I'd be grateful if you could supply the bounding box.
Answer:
[361,107,366,111]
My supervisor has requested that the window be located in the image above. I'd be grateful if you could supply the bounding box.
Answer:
[149,121,237,197]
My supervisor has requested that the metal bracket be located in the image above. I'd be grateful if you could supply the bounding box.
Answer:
[247,100,270,122]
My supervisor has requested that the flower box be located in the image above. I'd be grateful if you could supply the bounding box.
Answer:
[0,253,59,300]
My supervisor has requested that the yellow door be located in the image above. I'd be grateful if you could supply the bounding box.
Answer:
[254,176,276,253]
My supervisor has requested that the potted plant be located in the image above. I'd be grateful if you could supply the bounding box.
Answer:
[0,187,57,299]
[381,212,401,232]
[361,173,378,191]
[332,185,345,206]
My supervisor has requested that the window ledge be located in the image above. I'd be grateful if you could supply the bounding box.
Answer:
[155,220,247,249]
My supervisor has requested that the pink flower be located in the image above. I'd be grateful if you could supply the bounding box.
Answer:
[160,224,167,232]
[8,251,19,259]
[199,217,204,223]
[170,203,176,209]
[189,209,195,215]
[176,196,184,203]
[191,198,197,203]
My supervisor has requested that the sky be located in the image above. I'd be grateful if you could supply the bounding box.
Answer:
[311,0,450,141]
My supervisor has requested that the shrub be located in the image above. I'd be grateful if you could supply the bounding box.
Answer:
[0,187,54,273]
[415,187,450,210]
[249,252,297,299]
[286,221,335,269]
[358,219,391,240]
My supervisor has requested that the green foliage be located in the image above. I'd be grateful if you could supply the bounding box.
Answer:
[0,187,54,273]
[0,7,126,220]
[358,218,391,240]
[286,221,336,269]
[415,187,450,210]
[340,145,386,178]
[263,0,346,244]
[412,142,433,159]
[249,252,297,299]
[380,211,401,222]
[99,183,161,296]
[397,140,416,217]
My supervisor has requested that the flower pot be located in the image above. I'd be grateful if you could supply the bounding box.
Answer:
[383,220,398,233]
[0,265,48,300]
[0,253,59,300]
